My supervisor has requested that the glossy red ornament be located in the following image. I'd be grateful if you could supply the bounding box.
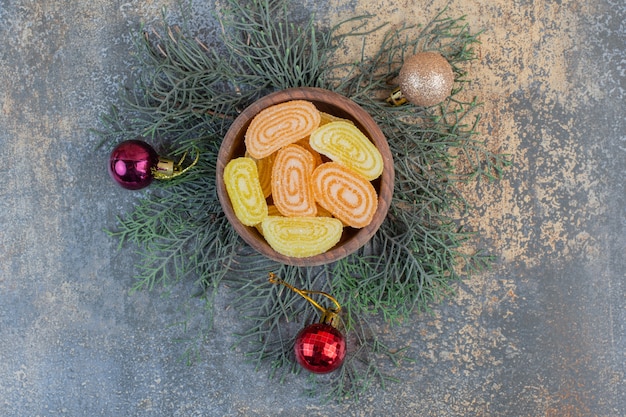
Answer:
[268,273,346,374]
[108,140,159,190]
[294,323,346,374]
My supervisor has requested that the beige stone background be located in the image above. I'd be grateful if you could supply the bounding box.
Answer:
[0,0,623,416]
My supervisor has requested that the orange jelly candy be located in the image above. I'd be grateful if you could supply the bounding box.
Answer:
[271,144,317,217]
[245,100,321,159]
[319,111,354,126]
[295,138,323,167]
[246,151,275,198]
[309,121,383,181]
[261,216,344,258]
[223,157,268,226]
[312,162,378,229]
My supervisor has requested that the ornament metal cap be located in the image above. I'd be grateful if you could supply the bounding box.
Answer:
[152,149,200,181]
[387,86,407,106]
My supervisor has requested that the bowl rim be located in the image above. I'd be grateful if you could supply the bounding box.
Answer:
[216,87,395,266]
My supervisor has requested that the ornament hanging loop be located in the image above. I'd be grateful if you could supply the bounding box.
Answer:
[152,148,200,180]
[268,273,341,327]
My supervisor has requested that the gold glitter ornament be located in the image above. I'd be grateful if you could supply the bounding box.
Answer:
[387,52,454,107]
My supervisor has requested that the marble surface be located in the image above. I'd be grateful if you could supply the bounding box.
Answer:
[0,0,624,415]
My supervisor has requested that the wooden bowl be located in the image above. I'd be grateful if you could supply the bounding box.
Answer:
[216,87,394,266]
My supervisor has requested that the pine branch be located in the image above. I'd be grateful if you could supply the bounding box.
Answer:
[95,0,508,402]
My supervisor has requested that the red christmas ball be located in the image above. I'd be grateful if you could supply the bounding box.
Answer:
[108,140,159,190]
[294,323,346,373]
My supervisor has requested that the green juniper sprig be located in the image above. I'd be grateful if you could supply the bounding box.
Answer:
[96,0,508,401]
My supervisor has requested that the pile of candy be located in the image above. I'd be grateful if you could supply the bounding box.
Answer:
[224,100,384,258]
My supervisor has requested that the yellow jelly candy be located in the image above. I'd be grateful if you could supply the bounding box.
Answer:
[255,205,282,235]
[309,121,384,181]
[261,216,343,258]
[245,100,321,159]
[224,157,268,226]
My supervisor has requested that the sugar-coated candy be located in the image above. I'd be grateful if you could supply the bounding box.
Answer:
[255,205,282,235]
[246,151,275,198]
[315,204,333,218]
[312,162,378,228]
[271,144,317,217]
[309,121,383,181]
[295,138,323,167]
[261,216,343,258]
[223,157,268,226]
[319,111,354,126]
[245,100,321,159]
